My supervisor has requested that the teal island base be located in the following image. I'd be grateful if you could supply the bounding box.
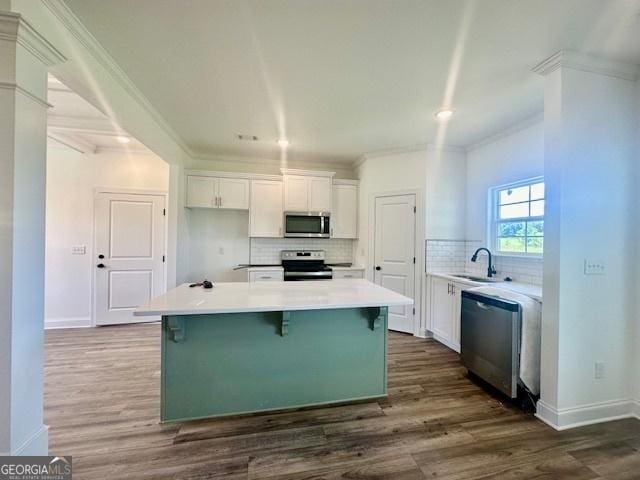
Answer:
[161,307,388,422]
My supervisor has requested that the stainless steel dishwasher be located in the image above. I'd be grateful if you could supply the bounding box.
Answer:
[460,290,522,398]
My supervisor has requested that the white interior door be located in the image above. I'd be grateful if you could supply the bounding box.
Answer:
[95,192,166,325]
[373,194,416,333]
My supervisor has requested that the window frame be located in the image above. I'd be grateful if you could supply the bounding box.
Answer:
[488,176,544,258]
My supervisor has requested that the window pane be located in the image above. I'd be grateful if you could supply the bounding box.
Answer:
[526,237,544,254]
[530,200,545,217]
[531,182,545,200]
[526,220,544,236]
[499,185,530,205]
[498,237,526,253]
[499,222,525,236]
[500,202,529,219]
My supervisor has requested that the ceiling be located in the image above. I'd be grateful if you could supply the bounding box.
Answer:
[47,75,150,154]
[64,0,640,163]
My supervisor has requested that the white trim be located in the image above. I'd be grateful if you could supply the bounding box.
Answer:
[536,398,638,431]
[185,169,282,182]
[41,0,193,158]
[94,186,168,196]
[280,168,336,178]
[466,114,543,152]
[47,130,96,154]
[0,12,66,66]
[94,145,153,155]
[332,179,360,186]
[362,142,464,160]
[432,332,460,352]
[368,188,424,337]
[45,317,91,329]
[9,425,49,456]
[532,50,640,81]
[0,82,52,108]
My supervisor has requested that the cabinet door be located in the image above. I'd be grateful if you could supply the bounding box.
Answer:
[332,269,364,279]
[248,270,284,282]
[429,277,454,344]
[308,177,332,212]
[218,178,249,210]
[186,176,216,208]
[331,184,357,238]
[250,180,283,237]
[451,282,467,352]
[284,175,308,212]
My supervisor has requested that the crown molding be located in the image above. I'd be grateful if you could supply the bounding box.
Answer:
[41,0,193,158]
[280,168,335,178]
[532,50,640,81]
[94,145,153,155]
[185,169,282,182]
[360,142,465,162]
[193,151,355,173]
[0,81,51,108]
[466,113,543,153]
[47,130,96,154]
[332,178,359,186]
[0,12,66,66]
[47,113,125,136]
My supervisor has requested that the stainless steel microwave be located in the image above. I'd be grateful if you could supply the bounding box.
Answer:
[284,212,331,238]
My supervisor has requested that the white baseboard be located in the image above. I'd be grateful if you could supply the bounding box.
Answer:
[415,328,428,338]
[536,398,638,431]
[45,316,92,329]
[431,333,460,353]
[8,425,49,455]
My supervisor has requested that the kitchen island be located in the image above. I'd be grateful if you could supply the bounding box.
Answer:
[135,279,413,422]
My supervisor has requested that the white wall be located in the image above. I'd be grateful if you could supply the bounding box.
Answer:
[355,147,465,336]
[539,61,638,429]
[44,145,169,327]
[466,119,544,242]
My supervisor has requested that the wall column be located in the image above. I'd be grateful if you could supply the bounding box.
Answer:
[0,11,65,455]
[534,51,638,429]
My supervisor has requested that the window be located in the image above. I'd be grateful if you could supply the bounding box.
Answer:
[491,178,544,255]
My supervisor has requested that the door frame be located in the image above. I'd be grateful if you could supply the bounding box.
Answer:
[368,188,425,337]
[91,187,168,326]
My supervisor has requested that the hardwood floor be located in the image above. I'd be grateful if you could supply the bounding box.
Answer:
[45,323,640,479]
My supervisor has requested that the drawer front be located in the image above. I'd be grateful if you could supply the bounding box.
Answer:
[249,271,284,282]
[333,269,364,280]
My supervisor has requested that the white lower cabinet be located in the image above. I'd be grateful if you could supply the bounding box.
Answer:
[428,275,468,353]
[332,268,365,279]
[246,268,284,282]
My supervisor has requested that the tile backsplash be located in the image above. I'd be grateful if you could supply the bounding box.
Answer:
[426,239,543,285]
[250,238,354,265]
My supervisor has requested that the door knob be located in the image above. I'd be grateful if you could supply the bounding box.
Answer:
[375,266,381,271]
[97,263,105,268]
[98,254,104,259]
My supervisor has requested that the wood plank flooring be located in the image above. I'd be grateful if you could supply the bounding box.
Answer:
[44,323,640,479]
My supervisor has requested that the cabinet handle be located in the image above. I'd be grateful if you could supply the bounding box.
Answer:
[219,197,223,207]
[451,284,455,295]
[260,276,272,279]
[343,275,353,278]
[331,228,334,237]
[278,227,282,236]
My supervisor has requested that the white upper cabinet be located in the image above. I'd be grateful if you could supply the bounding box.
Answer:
[331,182,358,239]
[308,177,332,212]
[284,175,309,212]
[186,174,249,210]
[250,179,283,237]
[217,177,249,209]
[282,169,334,213]
[186,176,216,208]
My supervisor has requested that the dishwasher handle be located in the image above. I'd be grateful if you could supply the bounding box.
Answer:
[461,290,520,312]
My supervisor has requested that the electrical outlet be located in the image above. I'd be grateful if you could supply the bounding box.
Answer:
[584,258,605,275]
[595,361,606,379]
[218,247,225,255]
[71,245,86,255]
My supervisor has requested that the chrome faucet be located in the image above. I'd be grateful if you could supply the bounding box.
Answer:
[471,247,497,278]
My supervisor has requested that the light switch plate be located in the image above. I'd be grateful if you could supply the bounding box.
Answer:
[584,258,605,275]
[71,245,86,255]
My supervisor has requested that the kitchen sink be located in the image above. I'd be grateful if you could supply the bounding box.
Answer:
[451,274,501,283]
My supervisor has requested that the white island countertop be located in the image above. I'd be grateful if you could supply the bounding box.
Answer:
[135,279,413,316]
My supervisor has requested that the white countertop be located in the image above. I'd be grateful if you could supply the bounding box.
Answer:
[135,279,413,316]
[428,272,542,302]
[246,266,283,271]
[330,266,365,271]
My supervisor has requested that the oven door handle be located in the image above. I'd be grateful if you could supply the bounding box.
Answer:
[284,271,332,277]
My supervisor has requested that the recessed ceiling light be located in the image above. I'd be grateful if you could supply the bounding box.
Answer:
[435,109,454,121]
[116,136,131,144]
[277,138,290,148]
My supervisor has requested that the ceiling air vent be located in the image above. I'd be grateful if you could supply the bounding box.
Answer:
[237,134,259,141]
